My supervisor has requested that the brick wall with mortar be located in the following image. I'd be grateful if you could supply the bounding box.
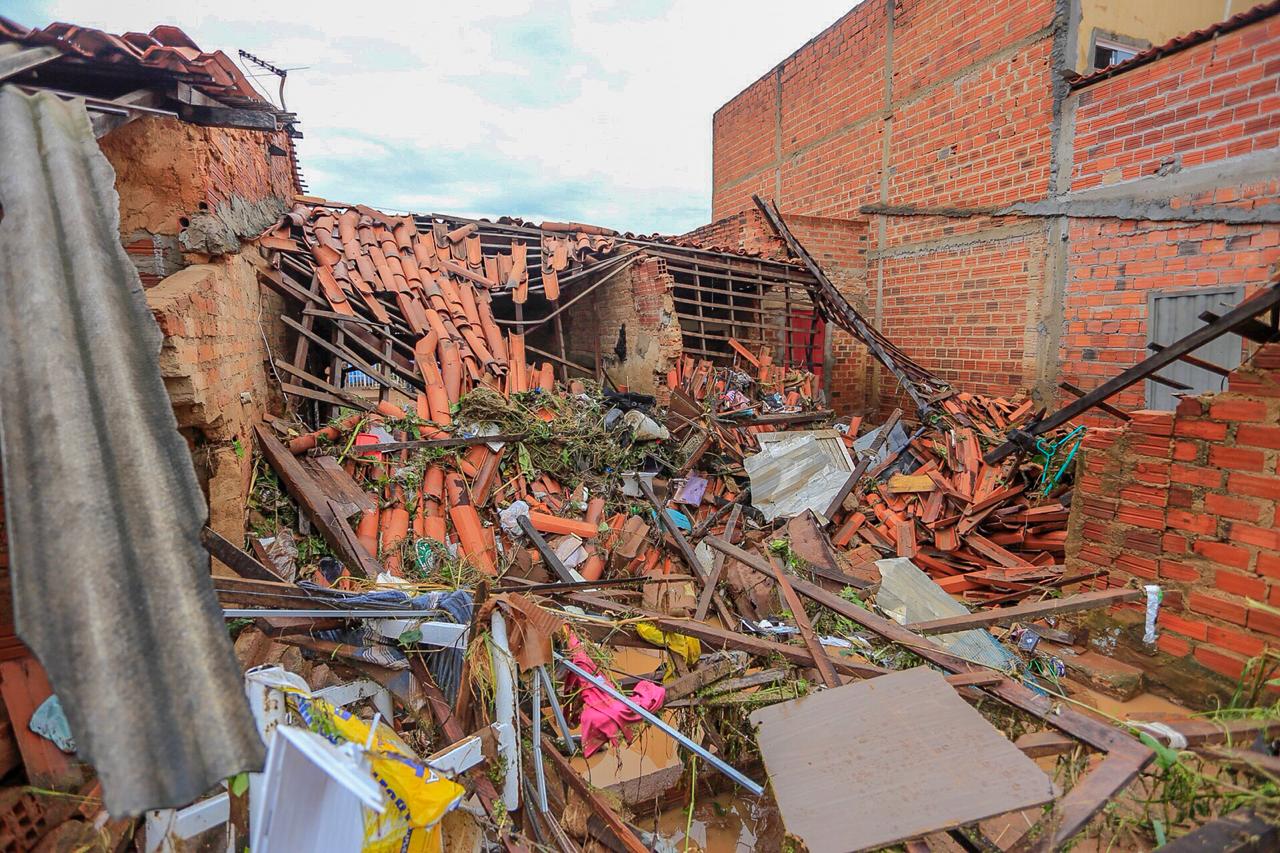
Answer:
[711,0,1062,411]
[97,116,294,545]
[1059,12,1280,415]
[1066,342,1280,689]
[562,255,683,400]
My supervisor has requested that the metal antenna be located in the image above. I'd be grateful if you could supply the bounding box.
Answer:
[238,49,289,111]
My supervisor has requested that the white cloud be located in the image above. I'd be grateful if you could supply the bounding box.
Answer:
[22,0,859,232]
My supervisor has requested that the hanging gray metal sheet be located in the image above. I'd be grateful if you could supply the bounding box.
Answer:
[0,87,264,815]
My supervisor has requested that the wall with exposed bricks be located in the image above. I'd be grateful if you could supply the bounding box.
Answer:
[711,0,1062,410]
[99,115,293,543]
[1066,343,1280,685]
[562,256,683,399]
[1059,11,1280,413]
[712,1,1280,415]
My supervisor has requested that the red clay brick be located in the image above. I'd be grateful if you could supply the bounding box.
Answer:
[1192,540,1253,570]
[1213,570,1267,601]
[1208,399,1268,422]
[1248,605,1280,637]
[1230,522,1280,551]
[1170,464,1224,488]
[1188,591,1248,625]
[1158,611,1210,640]
[1209,445,1266,471]
[1227,471,1280,500]
[1157,632,1193,657]
[1203,493,1265,523]
[1206,624,1266,657]
[1257,552,1280,579]
[1174,419,1228,440]
[1194,645,1248,681]
[1236,424,1280,450]
[1166,509,1216,535]
[1159,560,1201,582]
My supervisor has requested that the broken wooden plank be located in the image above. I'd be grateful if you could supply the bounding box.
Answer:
[201,526,288,583]
[254,424,381,578]
[766,551,841,688]
[907,588,1142,635]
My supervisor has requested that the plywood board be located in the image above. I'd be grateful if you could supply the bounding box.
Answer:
[750,667,1055,852]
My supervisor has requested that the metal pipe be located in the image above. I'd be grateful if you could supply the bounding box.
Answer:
[530,670,549,813]
[537,666,576,755]
[554,653,764,795]
[490,611,521,811]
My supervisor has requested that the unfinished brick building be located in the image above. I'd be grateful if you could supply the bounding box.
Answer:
[710,0,1280,416]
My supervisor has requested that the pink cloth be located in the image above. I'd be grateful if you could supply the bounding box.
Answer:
[564,642,666,757]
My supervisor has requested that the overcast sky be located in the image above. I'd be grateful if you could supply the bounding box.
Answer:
[10,1,857,233]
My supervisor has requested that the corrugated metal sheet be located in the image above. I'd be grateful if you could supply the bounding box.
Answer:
[1147,287,1243,409]
[1071,0,1280,89]
[0,86,263,816]
[745,430,853,521]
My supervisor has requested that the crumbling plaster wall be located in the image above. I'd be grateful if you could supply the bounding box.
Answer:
[97,115,295,541]
[563,256,683,399]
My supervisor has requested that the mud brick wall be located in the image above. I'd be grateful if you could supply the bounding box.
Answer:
[711,0,1062,410]
[1067,343,1280,682]
[1059,11,1280,414]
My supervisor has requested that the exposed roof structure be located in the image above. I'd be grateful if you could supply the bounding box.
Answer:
[1069,0,1280,88]
[0,87,264,816]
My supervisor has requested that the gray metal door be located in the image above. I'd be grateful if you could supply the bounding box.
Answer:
[1147,286,1244,409]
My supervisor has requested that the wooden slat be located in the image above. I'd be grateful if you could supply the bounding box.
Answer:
[907,588,1142,635]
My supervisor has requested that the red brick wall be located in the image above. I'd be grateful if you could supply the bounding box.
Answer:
[1060,12,1280,414]
[1061,217,1280,412]
[1067,343,1280,682]
[711,0,1061,408]
[1070,13,1280,192]
[681,208,789,260]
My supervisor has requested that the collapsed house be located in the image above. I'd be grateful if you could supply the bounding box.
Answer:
[0,4,1277,853]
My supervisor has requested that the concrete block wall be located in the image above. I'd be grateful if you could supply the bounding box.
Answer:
[1067,342,1280,683]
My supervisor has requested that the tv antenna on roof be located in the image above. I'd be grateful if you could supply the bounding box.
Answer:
[238,49,290,111]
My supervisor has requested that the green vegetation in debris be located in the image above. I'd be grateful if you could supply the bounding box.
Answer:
[1071,651,1280,849]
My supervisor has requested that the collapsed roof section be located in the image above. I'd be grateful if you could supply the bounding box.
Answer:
[257,200,955,419]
